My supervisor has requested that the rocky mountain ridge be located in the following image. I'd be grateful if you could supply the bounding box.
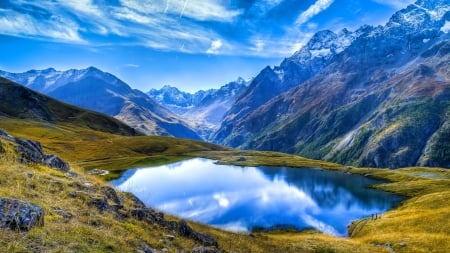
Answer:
[212,0,450,168]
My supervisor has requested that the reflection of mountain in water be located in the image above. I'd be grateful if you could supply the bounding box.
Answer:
[258,166,403,210]
[110,158,404,235]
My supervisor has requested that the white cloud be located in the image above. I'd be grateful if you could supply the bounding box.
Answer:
[58,0,102,16]
[441,21,450,33]
[252,39,265,53]
[0,8,83,43]
[120,0,242,22]
[371,0,415,10]
[249,0,284,15]
[206,39,223,54]
[295,0,335,25]
[113,7,155,24]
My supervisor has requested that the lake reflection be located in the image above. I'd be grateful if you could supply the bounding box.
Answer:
[110,158,402,236]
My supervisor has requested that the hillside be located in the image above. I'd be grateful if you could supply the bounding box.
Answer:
[1,118,449,253]
[0,77,139,137]
[213,0,450,168]
[0,67,201,140]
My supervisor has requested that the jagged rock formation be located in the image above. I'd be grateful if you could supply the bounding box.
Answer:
[0,68,201,140]
[213,0,450,168]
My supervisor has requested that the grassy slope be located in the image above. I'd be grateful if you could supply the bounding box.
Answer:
[0,117,449,252]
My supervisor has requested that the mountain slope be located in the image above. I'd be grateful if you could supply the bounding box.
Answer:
[0,77,139,136]
[0,67,201,140]
[213,0,450,168]
[149,78,247,139]
[212,29,358,144]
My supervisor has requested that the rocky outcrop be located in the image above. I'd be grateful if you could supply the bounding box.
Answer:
[15,136,70,171]
[178,220,218,247]
[0,129,70,171]
[0,198,44,231]
[69,183,220,248]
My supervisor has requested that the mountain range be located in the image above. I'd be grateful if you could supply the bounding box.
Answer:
[0,77,138,136]
[0,67,201,140]
[148,78,248,139]
[1,0,448,169]
[212,0,450,168]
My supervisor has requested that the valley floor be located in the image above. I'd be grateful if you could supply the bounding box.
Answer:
[0,118,449,252]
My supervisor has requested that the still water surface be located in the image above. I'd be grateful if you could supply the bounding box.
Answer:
[111,158,402,236]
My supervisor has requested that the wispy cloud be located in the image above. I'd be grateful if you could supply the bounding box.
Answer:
[125,64,140,68]
[0,0,411,58]
[295,0,335,25]
[0,8,83,43]
[371,0,415,10]
[120,0,242,22]
[248,0,284,16]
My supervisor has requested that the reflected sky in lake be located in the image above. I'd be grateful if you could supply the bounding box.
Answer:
[110,158,403,236]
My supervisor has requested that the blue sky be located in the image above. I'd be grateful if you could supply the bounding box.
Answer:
[0,0,414,92]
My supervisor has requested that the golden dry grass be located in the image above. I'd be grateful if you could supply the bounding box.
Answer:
[0,117,449,252]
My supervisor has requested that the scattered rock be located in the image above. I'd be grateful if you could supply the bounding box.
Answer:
[0,129,15,142]
[126,193,146,208]
[54,208,73,220]
[89,195,109,212]
[191,246,222,253]
[87,169,110,176]
[164,220,179,232]
[65,171,78,178]
[237,157,246,161]
[179,220,218,247]
[0,141,3,153]
[137,243,158,253]
[399,242,407,247]
[101,186,121,205]
[164,234,175,241]
[162,248,168,252]
[130,208,164,224]
[26,172,33,178]
[0,198,44,231]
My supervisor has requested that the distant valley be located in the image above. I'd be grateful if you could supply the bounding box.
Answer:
[148,78,248,139]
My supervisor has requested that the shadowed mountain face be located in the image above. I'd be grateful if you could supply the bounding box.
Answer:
[148,78,248,140]
[0,67,201,140]
[0,77,139,136]
[213,0,450,168]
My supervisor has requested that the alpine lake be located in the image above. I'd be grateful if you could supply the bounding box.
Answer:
[110,158,403,236]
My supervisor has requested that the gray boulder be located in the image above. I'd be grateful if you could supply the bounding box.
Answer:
[0,198,44,231]
[15,137,70,171]
[179,220,218,247]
